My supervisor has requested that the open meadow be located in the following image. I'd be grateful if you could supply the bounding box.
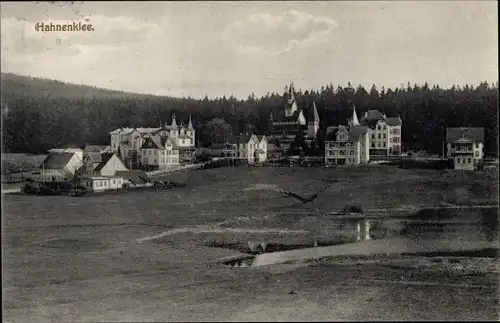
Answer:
[3,165,499,321]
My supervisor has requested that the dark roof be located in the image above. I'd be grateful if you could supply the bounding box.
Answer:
[271,109,303,123]
[359,109,385,128]
[230,134,255,144]
[93,153,116,172]
[87,152,102,163]
[40,152,76,169]
[115,170,150,185]
[446,127,484,143]
[307,101,320,122]
[386,117,402,126]
[348,125,369,141]
[84,145,110,153]
[325,125,368,142]
[141,136,164,150]
[210,143,234,149]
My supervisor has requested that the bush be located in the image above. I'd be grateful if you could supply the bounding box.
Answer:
[342,204,364,214]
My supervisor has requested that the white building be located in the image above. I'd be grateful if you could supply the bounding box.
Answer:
[139,135,180,169]
[39,151,84,182]
[109,114,196,167]
[80,176,124,192]
[79,152,128,177]
[446,127,485,171]
[354,109,402,156]
[230,133,268,164]
[324,125,370,166]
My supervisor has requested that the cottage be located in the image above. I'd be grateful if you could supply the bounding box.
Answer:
[446,127,485,170]
[79,152,128,177]
[80,176,124,192]
[39,151,84,182]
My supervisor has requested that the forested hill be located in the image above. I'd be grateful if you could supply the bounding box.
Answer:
[1,72,498,156]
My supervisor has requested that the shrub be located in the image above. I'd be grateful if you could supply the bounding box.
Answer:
[342,204,364,214]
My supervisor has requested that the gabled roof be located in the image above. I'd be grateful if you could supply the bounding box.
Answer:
[256,135,266,142]
[324,125,368,143]
[359,109,386,129]
[41,152,76,170]
[230,134,258,144]
[84,145,110,154]
[307,100,320,122]
[271,109,303,123]
[93,153,117,172]
[164,137,179,150]
[349,125,369,141]
[446,127,484,143]
[141,136,165,150]
[386,117,402,126]
[115,170,150,185]
[137,127,162,134]
[86,152,102,163]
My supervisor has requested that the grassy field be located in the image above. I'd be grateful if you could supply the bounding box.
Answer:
[3,165,499,321]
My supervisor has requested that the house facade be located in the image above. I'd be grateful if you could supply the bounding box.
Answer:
[109,114,196,167]
[446,127,484,170]
[80,176,124,192]
[324,124,370,166]
[79,152,128,177]
[230,134,268,164]
[356,109,402,156]
[40,151,84,182]
[139,135,180,170]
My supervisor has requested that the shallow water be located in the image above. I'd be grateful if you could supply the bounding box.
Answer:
[223,208,499,267]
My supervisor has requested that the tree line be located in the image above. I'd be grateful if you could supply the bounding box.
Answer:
[1,73,498,156]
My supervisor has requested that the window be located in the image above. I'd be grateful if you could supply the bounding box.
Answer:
[383,134,386,139]
[475,151,479,157]
[377,125,381,130]
[468,158,471,163]
[372,134,375,139]
[149,150,151,155]
[383,125,386,130]
[378,134,381,139]
[371,142,375,148]
[112,180,115,184]
[104,181,108,187]
[383,142,386,148]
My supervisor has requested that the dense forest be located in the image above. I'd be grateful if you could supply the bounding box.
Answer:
[1,73,498,156]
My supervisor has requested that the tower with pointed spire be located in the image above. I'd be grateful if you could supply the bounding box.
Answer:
[349,104,360,127]
[285,82,299,118]
[307,99,320,139]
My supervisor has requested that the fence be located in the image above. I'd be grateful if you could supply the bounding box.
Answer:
[146,163,204,176]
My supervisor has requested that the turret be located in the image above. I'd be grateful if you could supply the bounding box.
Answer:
[352,104,360,126]
[307,100,320,139]
[187,114,194,130]
[171,113,177,127]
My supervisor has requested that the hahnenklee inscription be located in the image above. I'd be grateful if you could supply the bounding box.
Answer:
[34,22,94,32]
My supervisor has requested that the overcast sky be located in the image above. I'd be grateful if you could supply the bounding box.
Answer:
[1,1,497,99]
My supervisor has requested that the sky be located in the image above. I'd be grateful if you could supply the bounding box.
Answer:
[1,1,498,99]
